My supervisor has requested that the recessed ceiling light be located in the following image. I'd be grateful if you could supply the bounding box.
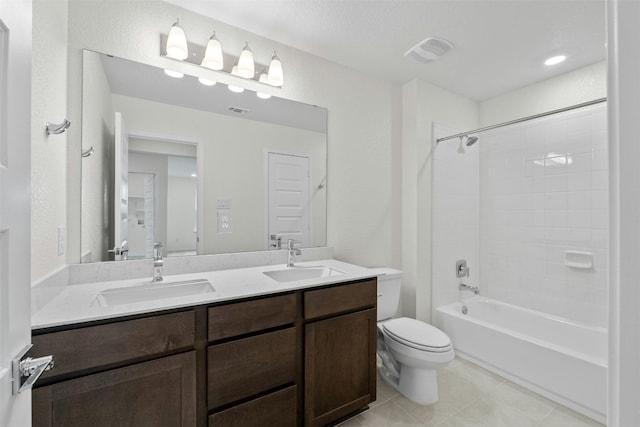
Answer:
[544,55,566,66]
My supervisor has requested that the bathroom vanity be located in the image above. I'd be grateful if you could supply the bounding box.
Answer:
[30,260,377,427]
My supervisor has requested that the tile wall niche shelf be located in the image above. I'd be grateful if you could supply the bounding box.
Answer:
[564,250,593,269]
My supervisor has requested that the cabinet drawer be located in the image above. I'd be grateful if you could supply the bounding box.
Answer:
[304,279,376,320]
[32,310,195,382]
[208,385,297,427]
[208,327,296,409]
[208,293,297,341]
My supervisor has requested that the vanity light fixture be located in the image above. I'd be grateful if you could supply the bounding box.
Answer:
[237,42,255,78]
[201,31,224,70]
[161,20,284,92]
[267,52,284,87]
[165,18,188,60]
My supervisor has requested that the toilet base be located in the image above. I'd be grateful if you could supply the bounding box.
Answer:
[378,365,439,405]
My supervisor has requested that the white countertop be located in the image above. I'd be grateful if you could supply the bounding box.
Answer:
[32,259,377,330]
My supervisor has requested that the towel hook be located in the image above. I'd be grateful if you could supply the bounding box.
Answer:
[81,146,94,158]
[45,118,71,135]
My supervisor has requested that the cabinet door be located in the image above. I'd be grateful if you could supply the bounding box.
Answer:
[32,351,196,427]
[304,309,377,427]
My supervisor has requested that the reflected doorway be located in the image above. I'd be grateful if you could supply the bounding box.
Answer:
[127,137,199,258]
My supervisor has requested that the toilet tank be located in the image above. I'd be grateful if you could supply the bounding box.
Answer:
[368,268,402,321]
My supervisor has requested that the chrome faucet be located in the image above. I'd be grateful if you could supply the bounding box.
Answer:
[152,242,164,282]
[459,283,479,294]
[286,239,302,267]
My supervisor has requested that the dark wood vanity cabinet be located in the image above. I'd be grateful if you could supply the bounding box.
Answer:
[303,280,378,427]
[31,278,376,427]
[31,310,198,427]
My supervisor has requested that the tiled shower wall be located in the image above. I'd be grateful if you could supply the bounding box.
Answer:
[479,103,608,327]
[432,125,479,312]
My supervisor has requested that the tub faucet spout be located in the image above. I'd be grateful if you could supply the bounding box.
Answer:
[459,283,479,294]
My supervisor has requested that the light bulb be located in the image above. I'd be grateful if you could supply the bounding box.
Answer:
[237,42,255,78]
[228,64,245,93]
[257,70,271,99]
[164,69,184,78]
[166,18,188,60]
[201,32,224,70]
[267,51,283,86]
[198,77,216,86]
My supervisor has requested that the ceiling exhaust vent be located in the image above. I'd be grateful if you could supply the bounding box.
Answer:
[228,106,250,114]
[404,37,454,64]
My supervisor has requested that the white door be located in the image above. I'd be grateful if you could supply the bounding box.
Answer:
[267,152,311,248]
[143,175,155,258]
[0,0,33,425]
[113,112,129,260]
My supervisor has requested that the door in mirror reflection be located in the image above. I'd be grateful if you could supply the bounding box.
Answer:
[267,152,311,248]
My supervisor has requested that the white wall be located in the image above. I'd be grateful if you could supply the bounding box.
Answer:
[403,79,478,321]
[35,0,399,276]
[167,176,197,252]
[31,0,69,281]
[480,62,606,126]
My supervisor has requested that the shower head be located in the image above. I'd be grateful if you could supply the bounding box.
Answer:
[465,135,479,147]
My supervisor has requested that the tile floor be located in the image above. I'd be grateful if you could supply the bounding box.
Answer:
[339,357,605,427]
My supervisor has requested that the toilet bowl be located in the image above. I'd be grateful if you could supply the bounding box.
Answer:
[371,268,454,405]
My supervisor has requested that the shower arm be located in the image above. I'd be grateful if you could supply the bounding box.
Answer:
[435,97,606,144]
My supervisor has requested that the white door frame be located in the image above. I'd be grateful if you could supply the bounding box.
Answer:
[606,1,640,426]
[263,149,313,250]
[0,0,32,425]
[126,129,204,255]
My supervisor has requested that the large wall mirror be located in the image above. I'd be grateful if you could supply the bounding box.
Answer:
[81,50,327,263]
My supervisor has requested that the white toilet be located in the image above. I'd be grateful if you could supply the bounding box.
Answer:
[371,268,454,405]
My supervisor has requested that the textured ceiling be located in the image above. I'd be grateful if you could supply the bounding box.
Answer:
[165,0,606,101]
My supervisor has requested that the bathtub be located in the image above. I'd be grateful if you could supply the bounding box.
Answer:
[436,297,607,423]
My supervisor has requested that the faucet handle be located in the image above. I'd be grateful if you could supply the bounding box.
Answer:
[456,259,469,278]
[287,239,301,250]
[153,242,163,259]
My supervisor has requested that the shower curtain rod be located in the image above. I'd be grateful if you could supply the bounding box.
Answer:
[436,97,607,144]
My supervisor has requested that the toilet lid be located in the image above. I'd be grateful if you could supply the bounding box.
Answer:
[382,317,452,353]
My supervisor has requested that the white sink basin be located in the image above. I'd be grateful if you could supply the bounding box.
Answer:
[263,266,344,283]
[95,278,215,307]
